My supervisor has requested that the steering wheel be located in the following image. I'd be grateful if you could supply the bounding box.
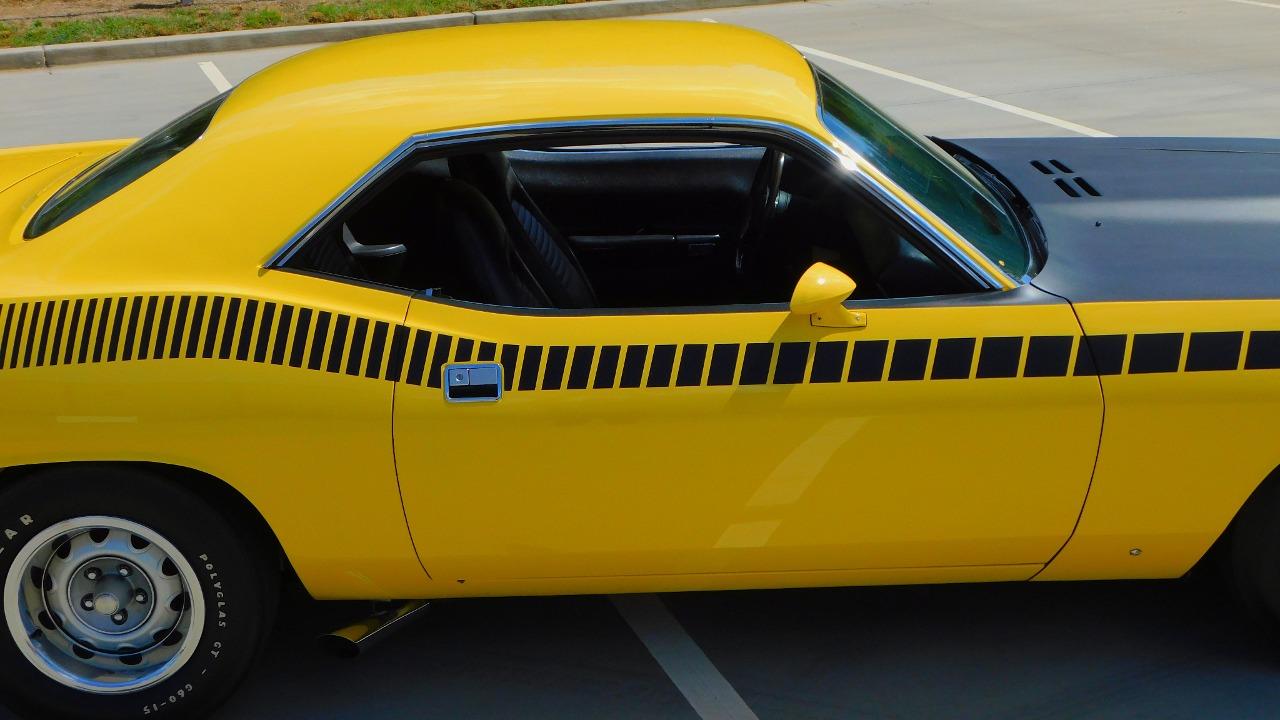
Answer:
[733,149,785,292]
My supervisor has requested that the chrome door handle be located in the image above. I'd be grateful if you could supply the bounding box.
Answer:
[444,363,503,403]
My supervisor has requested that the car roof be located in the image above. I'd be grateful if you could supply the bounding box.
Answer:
[4,21,834,293]
[211,20,823,143]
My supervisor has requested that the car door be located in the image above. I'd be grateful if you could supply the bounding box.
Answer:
[393,285,1103,585]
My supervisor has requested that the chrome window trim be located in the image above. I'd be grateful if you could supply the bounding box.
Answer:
[264,117,1007,291]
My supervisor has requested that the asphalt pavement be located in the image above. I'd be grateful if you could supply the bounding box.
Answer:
[222,579,1280,719]
[4,0,1280,717]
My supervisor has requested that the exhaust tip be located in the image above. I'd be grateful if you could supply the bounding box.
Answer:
[315,600,430,659]
[316,632,362,659]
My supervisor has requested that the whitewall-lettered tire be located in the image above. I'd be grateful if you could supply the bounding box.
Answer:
[0,465,278,720]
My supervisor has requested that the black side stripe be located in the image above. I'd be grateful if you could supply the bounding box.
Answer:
[35,301,54,367]
[254,302,277,364]
[773,342,810,384]
[326,314,350,374]
[197,296,216,359]
[49,299,69,366]
[1025,335,1073,377]
[593,345,620,389]
[384,324,408,381]
[453,337,474,362]
[1128,332,1182,374]
[168,296,189,359]
[218,297,240,361]
[80,298,98,365]
[93,298,112,364]
[13,302,27,366]
[519,345,542,391]
[1246,331,1280,370]
[676,344,707,387]
[308,311,331,371]
[739,342,772,385]
[10,303,27,369]
[427,333,452,388]
[290,307,312,368]
[236,299,258,362]
[500,343,519,390]
[345,316,368,376]
[1075,334,1125,376]
[707,343,739,386]
[647,344,676,388]
[8,294,1280,392]
[975,336,1021,379]
[272,304,294,366]
[63,299,83,365]
[405,330,431,385]
[619,345,647,388]
[543,345,569,390]
[931,337,975,380]
[24,302,42,368]
[365,320,388,378]
[567,345,594,390]
[106,299,125,362]
[153,295,174,360]
[889,339,930,381]
[810,341,847,383]
[1186,331,1242,372]
[0,303,14,368]
[136,295,157,361]
[848,340,888,382]
[200,296,220,360]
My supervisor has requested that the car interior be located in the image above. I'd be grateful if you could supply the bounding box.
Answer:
[285,140,972,309]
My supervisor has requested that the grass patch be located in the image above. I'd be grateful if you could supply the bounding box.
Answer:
[243,8,284,27]
[0,0,586,48]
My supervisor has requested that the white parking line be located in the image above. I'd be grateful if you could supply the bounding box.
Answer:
[612,594,759,720]
[795,44,1115,138]
[197,61,232,93]
[1224,0,1280,8]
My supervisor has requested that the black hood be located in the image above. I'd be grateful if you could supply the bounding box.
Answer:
[948,137,1280,302]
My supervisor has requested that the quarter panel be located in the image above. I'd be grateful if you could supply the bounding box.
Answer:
[0,273,427,599]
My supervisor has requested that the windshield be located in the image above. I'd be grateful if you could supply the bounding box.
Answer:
[25,92,228,239]
[813,67,1030,279]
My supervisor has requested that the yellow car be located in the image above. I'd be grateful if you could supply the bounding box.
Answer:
[1,19,1278,719]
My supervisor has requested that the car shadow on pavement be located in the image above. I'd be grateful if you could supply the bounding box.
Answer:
[202,577,1280,720]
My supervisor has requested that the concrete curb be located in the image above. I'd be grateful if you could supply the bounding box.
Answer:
[0,0,792,71]
[0,46,45,70]
[474,0,781,23]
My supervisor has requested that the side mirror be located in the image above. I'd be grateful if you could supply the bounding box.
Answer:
[790,262,867,328]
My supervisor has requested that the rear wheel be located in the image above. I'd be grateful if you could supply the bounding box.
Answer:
[0,465,278,720]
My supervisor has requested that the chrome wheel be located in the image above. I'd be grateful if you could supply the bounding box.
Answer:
[3,516,204,694]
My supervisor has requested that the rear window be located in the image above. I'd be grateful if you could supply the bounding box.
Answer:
[24,92,227,239]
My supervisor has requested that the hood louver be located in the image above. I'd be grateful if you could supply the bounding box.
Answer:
[1030,159,1101,198]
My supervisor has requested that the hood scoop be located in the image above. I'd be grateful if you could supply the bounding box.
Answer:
[1030,159,1101,198]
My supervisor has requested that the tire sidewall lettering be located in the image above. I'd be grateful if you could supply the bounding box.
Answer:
[200,554,229,630]
[1,512,36,549]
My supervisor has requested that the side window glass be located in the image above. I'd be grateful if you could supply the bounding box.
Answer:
[284,138,970,309]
